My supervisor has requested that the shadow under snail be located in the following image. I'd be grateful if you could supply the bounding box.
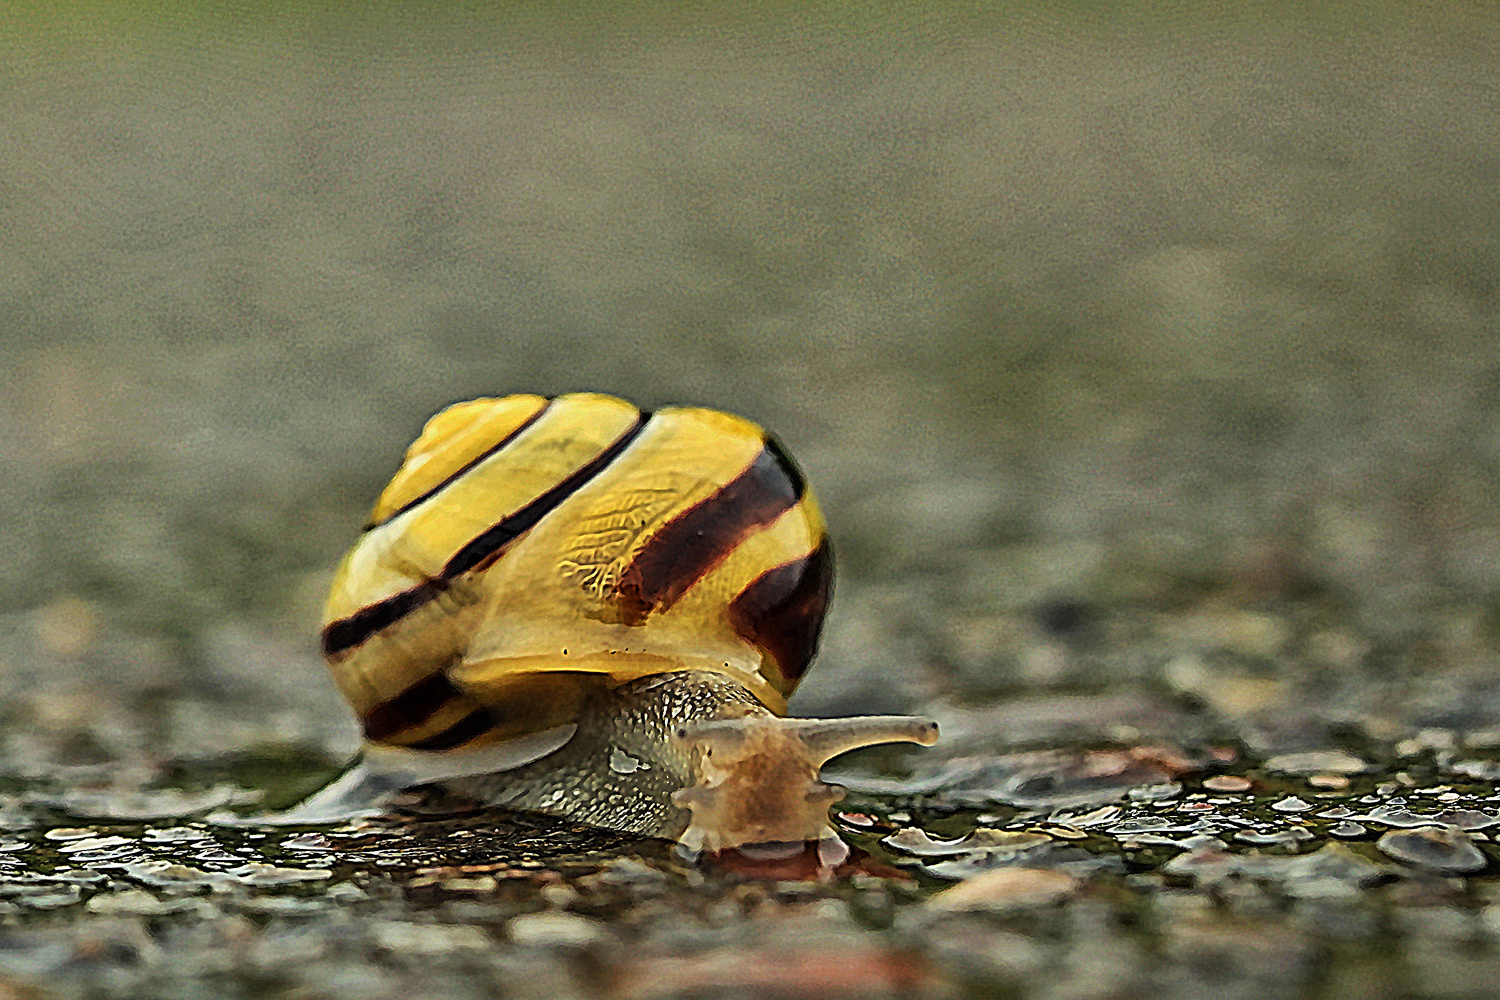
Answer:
[293,392,937,857]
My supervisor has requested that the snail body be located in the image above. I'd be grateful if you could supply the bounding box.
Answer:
[306,393,936,852]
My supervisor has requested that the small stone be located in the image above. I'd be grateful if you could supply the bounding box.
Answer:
[234,896,335,917]
[1128,782,1182,802]
[1161,847,1236,881]
[85,889,205,916]
[1451,759,1500,780]
[221,863,333,886]
[407,869,502,892]
[57,836,132,853]
[1308,774,1349,790]
[508,911,608,948]
[1050,805,1123,829]
[882,828,973,857]
[1270,796,1313,813]
[1328,822,1369,838]
[1202,775,1252,792]
[142,827,211,844]
[1235,827,1314,846]
[926,868,1078,911]
[1377,827,1487,874]
[962,829,1053,854]
[1264,751,1370,775]
[1362,807,1499,830]
[118,861,220,892]
[371,921,494,954]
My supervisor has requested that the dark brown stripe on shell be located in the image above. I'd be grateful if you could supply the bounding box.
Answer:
[360,671,464,743]
[612,439,809,625]
[726,537,833,683]
[322,579,446,658]
[404,708,497,751]
[372,397,554,529]
[321,413,651,657]
[442,412,650,577]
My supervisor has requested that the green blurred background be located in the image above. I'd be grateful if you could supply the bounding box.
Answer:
[3,1,1499,761]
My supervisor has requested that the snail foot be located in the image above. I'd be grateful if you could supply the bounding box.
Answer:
[670,714,938,854]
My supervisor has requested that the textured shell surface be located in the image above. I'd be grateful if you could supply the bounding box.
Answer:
[321,392,833,754]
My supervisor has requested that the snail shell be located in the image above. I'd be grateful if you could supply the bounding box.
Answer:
[308,392,936,853]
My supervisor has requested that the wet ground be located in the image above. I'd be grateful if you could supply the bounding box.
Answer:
[7,727,1500,999]
[5,2,1500,998]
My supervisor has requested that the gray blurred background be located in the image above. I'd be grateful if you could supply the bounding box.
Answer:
[3,1,1500,770]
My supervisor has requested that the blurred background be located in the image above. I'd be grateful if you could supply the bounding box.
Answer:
[2,1,1499,775]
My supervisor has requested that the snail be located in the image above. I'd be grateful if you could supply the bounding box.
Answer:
[298,392,937,856]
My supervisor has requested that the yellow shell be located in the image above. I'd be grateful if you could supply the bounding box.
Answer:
[321,392,832,753]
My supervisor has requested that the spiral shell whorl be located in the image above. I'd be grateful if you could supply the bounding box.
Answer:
[320,393,832,754]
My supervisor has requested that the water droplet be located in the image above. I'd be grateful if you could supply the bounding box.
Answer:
[608,748,647,774]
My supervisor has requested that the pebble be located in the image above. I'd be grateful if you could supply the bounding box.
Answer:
[962,830,1054,854]
[1235,827,1314,846]
[1451,759,1500,780]
[142,826,214,844]
[1161,847,1236,881]
[883,827,1051,858]
[233,896,337,917]
[222,863,334,886]
[118,861,222,892]
[57,836,132,854]
[926,868,1078,912]
[1308,774,1349,790]
[1202,776,1252,792]
[1107,816,1210,835]
[1270,796,1313,813]
[1264,751,1370,775]
[507,911,609,948]
[1050,806,1123,829]
[882,828,977,857]
[1340,806,1500,830]
[1377,828,1488,874]
[13,890,81,910]
[1175,801,1214,813]
[56,784,260,820]
[370,921,495,954]
[280,833,337,852]
[85,889,207,916]
[66,845,144,864]
[1128,782,1183,802]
